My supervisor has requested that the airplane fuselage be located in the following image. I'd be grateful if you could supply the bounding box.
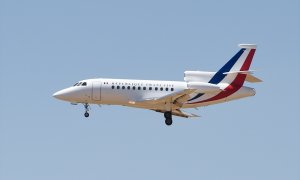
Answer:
[54,78,255,111]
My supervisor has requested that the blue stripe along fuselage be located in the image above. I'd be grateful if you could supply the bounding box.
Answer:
[188,93,204,101]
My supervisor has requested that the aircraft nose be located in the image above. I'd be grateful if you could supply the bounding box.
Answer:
[53,88,73,101]
[53,90,66,100]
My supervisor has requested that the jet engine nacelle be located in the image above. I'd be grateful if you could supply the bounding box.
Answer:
[184,71,216,82]
[187,82,221,93]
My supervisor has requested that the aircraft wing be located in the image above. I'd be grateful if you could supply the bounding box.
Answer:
[135,89,197,107]
[129,89,200,118]
[155,109,199,118]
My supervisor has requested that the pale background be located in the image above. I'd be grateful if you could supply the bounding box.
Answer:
[1,0,299,179]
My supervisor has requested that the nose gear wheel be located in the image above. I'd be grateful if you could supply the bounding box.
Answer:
[83,103,90,118]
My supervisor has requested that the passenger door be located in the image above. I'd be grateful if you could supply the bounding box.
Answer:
[92,81,101,101]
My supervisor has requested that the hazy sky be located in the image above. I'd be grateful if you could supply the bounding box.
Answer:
[1,0,299,180]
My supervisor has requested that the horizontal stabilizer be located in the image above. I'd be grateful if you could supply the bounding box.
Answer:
[245,74,263,83]
[223,70,255,75]
[222,70,262,83]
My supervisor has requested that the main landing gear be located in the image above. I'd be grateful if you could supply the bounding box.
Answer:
[83,103,90,118]
[164,111,173,126]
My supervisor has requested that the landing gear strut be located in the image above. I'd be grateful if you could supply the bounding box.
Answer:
[164,111,173,126]
[83,103,90,118]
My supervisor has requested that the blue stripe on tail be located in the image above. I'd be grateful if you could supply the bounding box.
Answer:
[208,48,245,84]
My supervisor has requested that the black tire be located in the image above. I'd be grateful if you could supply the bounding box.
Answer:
[164,111,172,119]
[84,112,89,117]
[165,118,172,126]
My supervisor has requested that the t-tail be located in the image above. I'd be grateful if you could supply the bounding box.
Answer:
[184,44,262,86]
[209,44,261,88]
[185,44,262,104]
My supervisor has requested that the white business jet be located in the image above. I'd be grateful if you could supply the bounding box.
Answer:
[53,44,261,125]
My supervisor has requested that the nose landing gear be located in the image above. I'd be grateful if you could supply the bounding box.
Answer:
[164,111,173,126]
[83,103,90,118]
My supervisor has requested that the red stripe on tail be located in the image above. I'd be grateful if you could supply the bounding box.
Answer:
[188,49,256,104]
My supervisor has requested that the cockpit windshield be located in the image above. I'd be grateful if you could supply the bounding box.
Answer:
[73,82,87,86]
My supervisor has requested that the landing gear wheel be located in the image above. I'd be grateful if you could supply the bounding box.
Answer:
[83,103,90,118]
[165,118,172,126]
[164,111,173,126]
[164,111,172,119]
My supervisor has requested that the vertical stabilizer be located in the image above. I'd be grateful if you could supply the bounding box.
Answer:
[208,44,257,86]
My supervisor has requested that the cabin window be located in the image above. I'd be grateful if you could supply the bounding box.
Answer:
[171,88,174,91]
[165,87,168,91]
[122,86,125,89]
[155,87,158,91]
[143,87,146,90]
[127,86,130,90]
[149,87,152,90]
[160,87,163,91]
[117,86,120,89]
[112,86,115,89]
[133,86,136,90]
[138,87,141,90]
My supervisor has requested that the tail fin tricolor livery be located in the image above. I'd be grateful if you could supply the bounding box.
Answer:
[184,44,261,84]
[209,44,257,86]
[187,44,261,104]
